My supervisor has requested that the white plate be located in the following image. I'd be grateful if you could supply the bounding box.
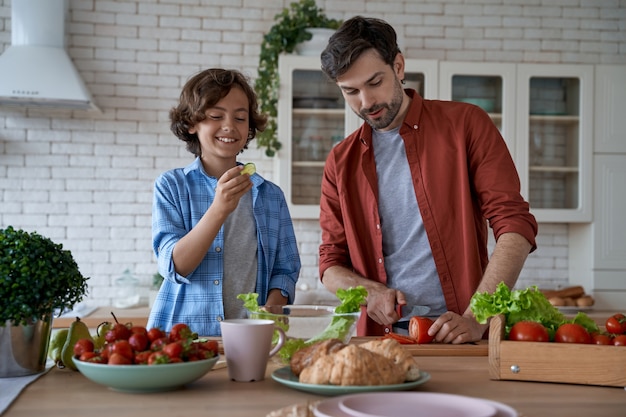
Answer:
[314,393,518,417]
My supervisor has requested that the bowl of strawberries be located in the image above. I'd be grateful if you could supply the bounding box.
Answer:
[73,322,220,393]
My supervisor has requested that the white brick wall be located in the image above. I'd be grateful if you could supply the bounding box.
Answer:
[1,0,624,307]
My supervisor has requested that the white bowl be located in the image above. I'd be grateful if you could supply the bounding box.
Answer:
[74,355,219,393]
[248,305,360,344]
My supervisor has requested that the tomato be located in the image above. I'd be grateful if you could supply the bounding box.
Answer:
[612,335,626,346]
[605,313,626,335]
[591,333,612,345]
[554,323,592,344]
[169,323,192,342]
[382,333,417,344]
[508,321,550,342]
[130,325,148,336]
[408,317,435,344]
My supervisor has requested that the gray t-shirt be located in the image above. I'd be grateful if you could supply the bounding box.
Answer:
[222,191,257,319]
[372,127,447,317]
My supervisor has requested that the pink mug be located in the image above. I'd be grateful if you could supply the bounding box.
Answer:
[220,319,286,382]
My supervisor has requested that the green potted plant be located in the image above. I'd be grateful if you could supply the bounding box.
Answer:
[0,226,89,376]
[255,0,342,157]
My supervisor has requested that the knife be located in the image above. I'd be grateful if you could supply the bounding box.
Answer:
[396,305,431,322]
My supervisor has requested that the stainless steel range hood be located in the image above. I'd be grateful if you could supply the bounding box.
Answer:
[0,0,100,111]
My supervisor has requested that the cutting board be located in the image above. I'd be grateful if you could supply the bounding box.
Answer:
[351,337,489,356]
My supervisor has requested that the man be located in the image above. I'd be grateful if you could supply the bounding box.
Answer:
[318,16,538,343]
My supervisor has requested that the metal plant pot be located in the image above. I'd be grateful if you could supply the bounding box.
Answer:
[0,315,52,377]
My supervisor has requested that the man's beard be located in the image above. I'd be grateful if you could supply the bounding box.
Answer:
[358,82,404,130]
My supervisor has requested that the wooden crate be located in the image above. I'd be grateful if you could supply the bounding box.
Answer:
[488,314,626,387]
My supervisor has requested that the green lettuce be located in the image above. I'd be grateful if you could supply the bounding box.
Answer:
[470,282,598,338]
[237,286,368,363]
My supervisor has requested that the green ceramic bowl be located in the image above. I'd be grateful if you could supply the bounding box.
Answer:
[458,98,496,113]
[74,355,219,393]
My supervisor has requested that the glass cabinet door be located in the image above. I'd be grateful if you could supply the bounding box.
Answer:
[276,55,346,218]
[516,64,593,222]
[439,62,516,155]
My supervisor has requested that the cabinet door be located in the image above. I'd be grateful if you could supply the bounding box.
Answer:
[439,62,516,156]
[516,64,593,222]
[594,65,626,153]
[275,55,345,219]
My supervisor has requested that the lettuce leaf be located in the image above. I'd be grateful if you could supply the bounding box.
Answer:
[238,286,367,363]
[470,282,598,338]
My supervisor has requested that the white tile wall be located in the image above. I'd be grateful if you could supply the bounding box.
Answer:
[1,0,625,307]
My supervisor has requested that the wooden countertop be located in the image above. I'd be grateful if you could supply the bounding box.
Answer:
[52,307,150,329]
[5,350,625,417]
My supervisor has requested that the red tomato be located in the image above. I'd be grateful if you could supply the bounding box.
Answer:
[554,323,592,344]
[382,333,417,344]
[169,323,192,342]
[591,333,613,345]
[73,338,95,356]
[408,317,435,344]
[605,313,626,335]
[508,321,550,342]
[612,335,626,346]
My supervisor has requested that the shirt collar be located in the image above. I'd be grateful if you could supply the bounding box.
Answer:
[357,88,423,147]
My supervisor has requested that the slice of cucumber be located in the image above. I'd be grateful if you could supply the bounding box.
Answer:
[241,162,256,176]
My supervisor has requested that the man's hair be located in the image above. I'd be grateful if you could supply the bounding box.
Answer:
[169,68,267,156]
[321,16,401,81]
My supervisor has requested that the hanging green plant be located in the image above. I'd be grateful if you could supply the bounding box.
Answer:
[255,0,342,157]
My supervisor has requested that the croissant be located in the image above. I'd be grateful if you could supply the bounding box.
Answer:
[358,338,421,381]
[298,344,405,386]
[290,338,346,376]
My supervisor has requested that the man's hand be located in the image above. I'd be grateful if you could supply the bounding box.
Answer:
[428,312,488,344]
[365,286,406,326]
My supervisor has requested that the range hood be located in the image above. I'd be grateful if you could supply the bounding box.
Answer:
[0,0,99,111]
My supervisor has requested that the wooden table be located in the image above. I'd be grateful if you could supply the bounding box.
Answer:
[4,352,625,417]
[52,307,150,329]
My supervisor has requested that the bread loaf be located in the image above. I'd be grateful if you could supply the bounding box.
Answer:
[298,344,405,386]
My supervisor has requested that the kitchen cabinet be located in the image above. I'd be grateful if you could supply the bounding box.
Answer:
[275,54,438,219]
[572,65,626,310]
[277,56,593,222]
[440,62,593,223]
[438,62,517,155]
[515,64,593,223]
[570,65,626,310]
